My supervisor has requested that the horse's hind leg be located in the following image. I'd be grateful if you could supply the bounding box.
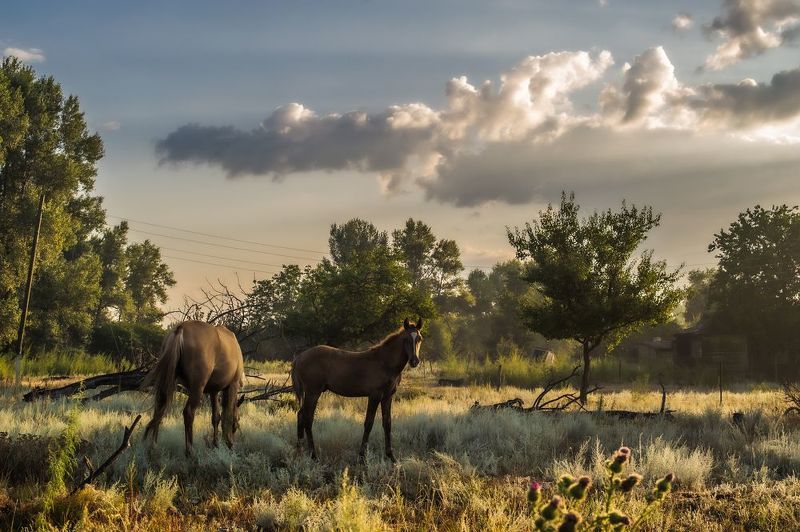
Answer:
[209,391,220,448]
[183,388,203,457]
[302,393,320,459]
[296,406,305,446]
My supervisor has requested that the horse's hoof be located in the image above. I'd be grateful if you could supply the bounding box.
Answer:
[358,453,367,465]
[386,452,397,463]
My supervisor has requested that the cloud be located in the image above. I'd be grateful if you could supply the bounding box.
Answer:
[424,126,800,207]
[600,47,690,127]
[158,102,442,186]
[704,0,800,70]
[158,50,614,182]
[99,120,121,131]
[2,47,45,63]
[691,66,800,129]
[158,45,800,210]
[672,13,693,31]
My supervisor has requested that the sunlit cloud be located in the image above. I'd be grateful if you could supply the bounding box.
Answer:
[2,46,45,63]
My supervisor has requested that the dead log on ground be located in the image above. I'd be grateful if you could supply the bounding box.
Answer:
[23,367,150,402]
[438,378,465,387]
[471,366,675,419]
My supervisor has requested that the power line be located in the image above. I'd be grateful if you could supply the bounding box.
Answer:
[161,255,276,275]
[159,246,287,269]
[110,214,328,255]
[126,228,324,262]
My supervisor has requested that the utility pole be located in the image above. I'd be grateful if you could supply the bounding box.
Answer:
[14,192,46,385]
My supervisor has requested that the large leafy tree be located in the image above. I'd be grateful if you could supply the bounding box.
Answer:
[124,240,176,324]
[0,58,105,349]
[289,219,434,346]
[392,218,465,310]
[708,204,800,378]
[91,221,131,324]
[508,193,683,403]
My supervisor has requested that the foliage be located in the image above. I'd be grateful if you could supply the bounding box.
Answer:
[88,321,165,363]
[123,240,176,324]
[0,57,104,349]
[683,268,715,326]
[237,219,435,348]
[38,405,80,526]
[708,204,800,378]
[0,59,174,359]
[393,218,465,310]
[508,192,684,402]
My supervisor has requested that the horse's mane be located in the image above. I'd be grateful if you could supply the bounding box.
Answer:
[372,328,405,349]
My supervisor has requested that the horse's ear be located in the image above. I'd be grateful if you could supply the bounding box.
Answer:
[416,318,423,330]
[403,318,411,330]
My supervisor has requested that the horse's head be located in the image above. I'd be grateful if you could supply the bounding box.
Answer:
[402,317,424,368]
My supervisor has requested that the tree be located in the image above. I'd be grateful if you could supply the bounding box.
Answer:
[289,219,434,347]
[392,218,465,310]
[0,57,105,349]
[124,240,176,324]
[91,221,131,324]
[708,204,800,378]
[329,218,388,266]
[683,268,715,326]
[508,193,683,403]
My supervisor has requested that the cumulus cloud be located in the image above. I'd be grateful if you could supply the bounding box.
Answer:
[704,0,800,70]
[158,102,441,185]
[2,47,45,63]
[425,126,800,207]
[158,50,614,183]
[691,66,800,129]
[672,13,694,31]
[158,45,800,209]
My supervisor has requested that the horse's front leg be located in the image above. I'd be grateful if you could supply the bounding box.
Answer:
[359,396,380,461]
[381,395,396,463]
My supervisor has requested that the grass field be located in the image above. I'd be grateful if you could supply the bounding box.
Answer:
[1,368,800,530]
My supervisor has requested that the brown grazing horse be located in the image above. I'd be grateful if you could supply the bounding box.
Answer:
[143,321,244,456]
[292,318,423,462]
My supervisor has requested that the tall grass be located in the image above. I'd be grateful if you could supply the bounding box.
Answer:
[0,349,125,380]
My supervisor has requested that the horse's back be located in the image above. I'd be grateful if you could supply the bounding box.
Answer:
[176,321,243,392]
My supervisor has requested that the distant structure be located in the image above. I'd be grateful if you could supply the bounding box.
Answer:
[673,322,748,377]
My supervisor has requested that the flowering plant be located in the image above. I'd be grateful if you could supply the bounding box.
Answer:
[527,447,674,531]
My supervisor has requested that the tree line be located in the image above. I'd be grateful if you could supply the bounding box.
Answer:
[4,59,800,395]
[0,58,174,362]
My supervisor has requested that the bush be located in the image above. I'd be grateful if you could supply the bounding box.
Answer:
[89,321,165,364]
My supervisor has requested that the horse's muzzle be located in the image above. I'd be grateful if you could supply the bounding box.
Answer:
[409,357,420,368]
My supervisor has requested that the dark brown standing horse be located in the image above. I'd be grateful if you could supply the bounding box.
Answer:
[291,318,423,462]
[143,321,244,456]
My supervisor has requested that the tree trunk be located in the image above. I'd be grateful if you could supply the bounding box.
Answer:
[579,343,592,405]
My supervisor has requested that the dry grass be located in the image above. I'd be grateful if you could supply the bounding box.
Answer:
[1,372,799,530]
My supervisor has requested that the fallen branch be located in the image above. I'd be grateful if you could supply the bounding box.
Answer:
[782,382,800,417]
[237,377,294,407]
[23,367,150,402]
[70,414,141,495]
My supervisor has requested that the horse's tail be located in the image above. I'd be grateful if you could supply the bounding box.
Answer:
[142,324,184,442]
[290,356,303,405]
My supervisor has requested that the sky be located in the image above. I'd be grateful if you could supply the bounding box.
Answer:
[3,0,800,309]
